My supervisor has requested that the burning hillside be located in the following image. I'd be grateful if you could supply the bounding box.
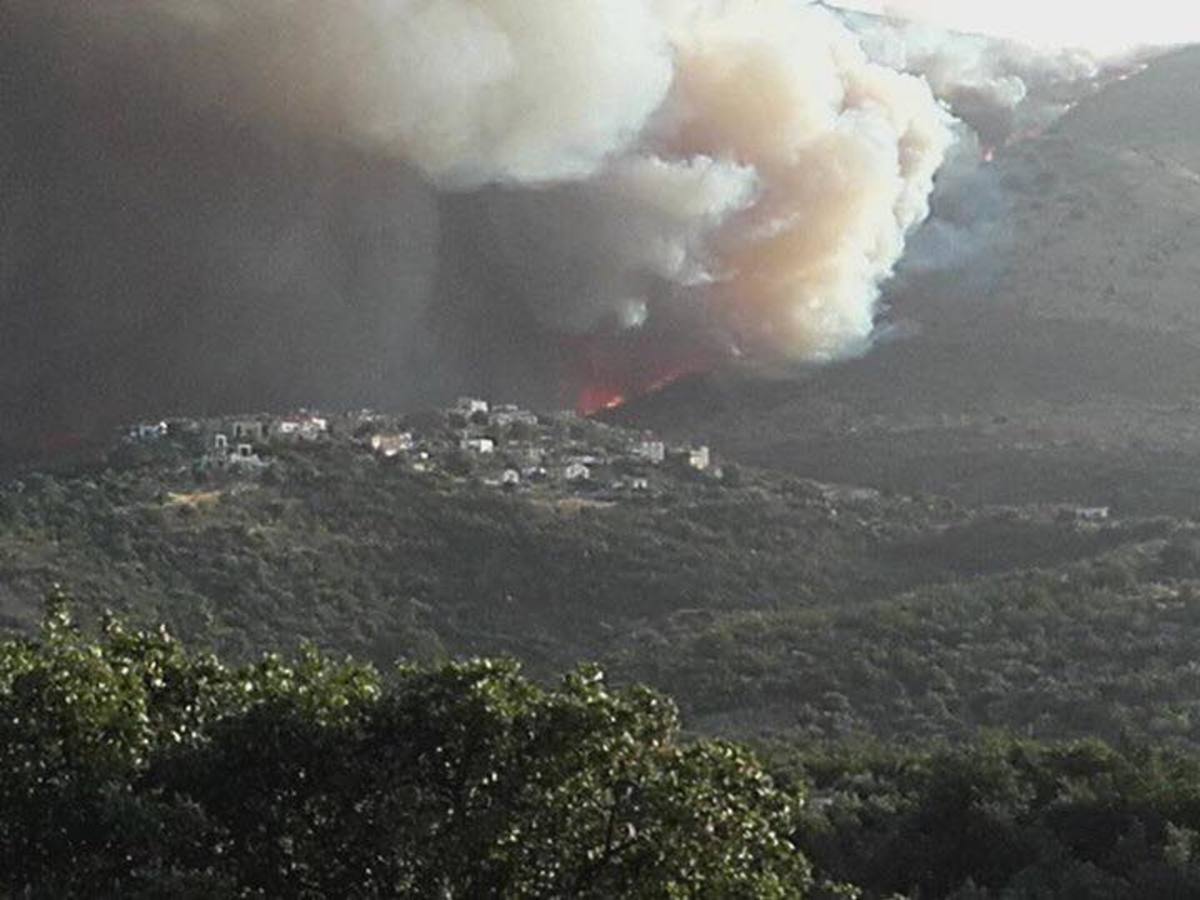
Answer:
[0,0,1169,447]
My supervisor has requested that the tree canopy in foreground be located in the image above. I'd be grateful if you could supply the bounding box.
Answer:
[0,592,812,897]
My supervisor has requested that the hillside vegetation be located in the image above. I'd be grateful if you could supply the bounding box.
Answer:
[614,47,1200,519]
[9,599,1200,898]
[0,600,810,897]
[5,419,1200,750]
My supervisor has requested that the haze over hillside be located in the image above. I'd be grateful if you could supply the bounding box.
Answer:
[12,10,1200,897]
[5,0,1147,465]
[618,46,1200,516]
[0,0,961,456]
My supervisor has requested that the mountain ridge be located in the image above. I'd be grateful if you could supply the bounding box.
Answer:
[613,45,1200,515]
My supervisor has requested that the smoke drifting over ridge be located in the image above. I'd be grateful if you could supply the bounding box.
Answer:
[840,10,1153,153]
[0,0,1132,447]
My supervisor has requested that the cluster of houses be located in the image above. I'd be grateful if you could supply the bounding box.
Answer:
[361,398,718,495]
[126,412,331,472]
[125,398,720,497]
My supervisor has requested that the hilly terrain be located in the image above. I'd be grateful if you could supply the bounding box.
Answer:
[7,408,1200,750]
[7,42,1200,758]
[615,46,1200,519]
[11,13,1200,899]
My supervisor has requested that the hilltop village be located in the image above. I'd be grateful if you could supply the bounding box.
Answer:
[122,398,722,500]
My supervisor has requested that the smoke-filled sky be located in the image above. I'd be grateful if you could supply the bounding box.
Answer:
[833,1,1199,53]
[0,0,1186,452]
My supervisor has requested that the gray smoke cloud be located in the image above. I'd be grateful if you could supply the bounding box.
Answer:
[0,0,1139,452]
[840,11,1105,149]
[831,7,1167,313]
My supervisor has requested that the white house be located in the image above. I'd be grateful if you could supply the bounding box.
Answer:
[461,437,495,454]
[227,443,266,468]
[634,440,665,464]
[198,433,230,470]
[502,468,521,486]
[230,419,268,442]
[203,436,266,471]
[129,421,169,441]
[1076,506,1111,523]
[564,462,591,483]
[687,446,711,471]
[491,405,539,428]
[275,415,329,441]
[456,397,490,416]
[370,432,414,458]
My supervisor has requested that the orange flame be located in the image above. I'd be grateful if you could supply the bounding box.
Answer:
[577,385,628,416]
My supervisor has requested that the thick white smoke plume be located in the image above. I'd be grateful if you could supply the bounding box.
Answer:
[189,0,678,189]
[2,0,1147,438]
[831,0,1199,56]
[838,11,1124,151]
[11,0,954,364]
[36,0,676,189]
[657,0,954,358]
[826,6,1168,299]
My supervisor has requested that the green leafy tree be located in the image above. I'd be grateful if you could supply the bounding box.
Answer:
[0,597,813,897]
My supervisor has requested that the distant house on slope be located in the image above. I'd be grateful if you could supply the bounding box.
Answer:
[201,433,267,471]
[633,439,666,465]
[490,404,539,428]
[460,437,495,455]
[1076,506,1111,523]
[228,443,266,468]
[370,433,415,458]
[128,421,169,441]
[686,446,711,471]
[456,397,490,416]
[274,414,329,441]
[564,462,591,483]
[230,419,269,443]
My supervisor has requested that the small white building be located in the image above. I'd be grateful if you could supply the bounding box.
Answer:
[1076,506,1111,523]
[564,462,591,483]
[129,421,169,441]
[198,433,230,469]
[230,419,268,442]
[275,415,329,441]
[502,468,521,486]
[634,440,666,464]
[687,446,711,471]
[491,405,539,428]
[456,397,490,416]
[461,437,495,455]
[371,432,415,458]
[631,477,650,492]
[204,440,266,470]
[227,443,266,467]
